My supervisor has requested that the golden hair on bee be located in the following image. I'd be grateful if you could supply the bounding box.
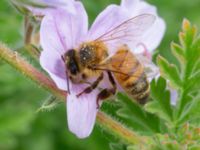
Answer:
[78,41,108,68]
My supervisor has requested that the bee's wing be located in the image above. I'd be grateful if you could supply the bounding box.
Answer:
[99,54,159,80]
[136,54,159,80]
[94,14,156,48]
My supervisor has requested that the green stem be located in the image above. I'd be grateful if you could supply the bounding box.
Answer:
[0,42,66,100]
[96,111,144,145]
[25,44,41,60]
[0,42,144,145]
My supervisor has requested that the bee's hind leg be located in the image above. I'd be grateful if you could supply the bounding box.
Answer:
[96,88,116,109]
[76,73,104,97]
[96,71,117,109]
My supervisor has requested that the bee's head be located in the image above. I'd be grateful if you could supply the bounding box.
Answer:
[64,49,80,76]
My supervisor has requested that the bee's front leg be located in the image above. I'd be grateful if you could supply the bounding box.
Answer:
[76,73,104,97]
[96,71,117,109]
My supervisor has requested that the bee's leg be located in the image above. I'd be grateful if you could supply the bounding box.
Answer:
[96,71,117,109]
[107,71,116,90]
[76,73,104,97]
[96,88,116,109]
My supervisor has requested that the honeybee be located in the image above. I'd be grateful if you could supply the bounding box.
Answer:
[62,14,156,106]
[106,45,150,104]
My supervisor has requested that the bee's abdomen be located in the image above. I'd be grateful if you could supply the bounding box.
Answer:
[124,73,150,104]
[116,60,150,104]
[111,48,150,104]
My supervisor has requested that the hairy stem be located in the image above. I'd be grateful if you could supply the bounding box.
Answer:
[0,42,143,145]
[25,44,41,60]
[96,111,144,145]
[0,42,66,99]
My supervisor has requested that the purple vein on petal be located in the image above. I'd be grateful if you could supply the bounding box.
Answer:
[54,15,68,52]
[69,15,75,48]
[53,13,72,93]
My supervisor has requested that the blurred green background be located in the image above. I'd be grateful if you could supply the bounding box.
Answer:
[0,0,200,149]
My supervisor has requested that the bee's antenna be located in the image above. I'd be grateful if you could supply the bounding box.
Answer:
[65,70,71,95]
[61,55,71,95]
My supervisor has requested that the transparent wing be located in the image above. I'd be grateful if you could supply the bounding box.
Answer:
[94,53,159,80]
[136,54,159,80]
[95,14,156,46]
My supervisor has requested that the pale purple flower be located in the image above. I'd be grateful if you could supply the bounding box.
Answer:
[120,0,166,54]
[39,0,165,138]
[15,0,76,16]
[170,88,178,105]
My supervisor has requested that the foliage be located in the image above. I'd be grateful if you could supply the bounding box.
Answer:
[157,19,200,126]
[116,93,162,134]
[128,124,200,150]
[145,77,173,124]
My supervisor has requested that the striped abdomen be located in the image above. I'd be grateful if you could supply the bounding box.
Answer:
[110,48,150,104]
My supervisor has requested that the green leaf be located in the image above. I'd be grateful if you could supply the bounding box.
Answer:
[155,19,200,128]
[116,93,162,134]
[145,77,173,124]
[172,19,200,123]
[109,143,127,150]
[157,55,182,89]
[171,42,186,68]
[178,95,200,125]
[36,95,61,113]
[189,146,200,150]
[179,19,197,49]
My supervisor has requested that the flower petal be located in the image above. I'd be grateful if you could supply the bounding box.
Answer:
[136,17,166,52]
[87,3,159,56]
[40,1,88,90]
[40,14,65,55]
[120,0,139,11]
[51,2,88,49]
[40,50,67,90]
[87,4,128,41]
[25,0,76,16]
[40,2,88,54]
[121,0,156,16]
[42,0,74,6]
[169,88,178,106]
[67,84,98,138]
[121,0,166,53]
